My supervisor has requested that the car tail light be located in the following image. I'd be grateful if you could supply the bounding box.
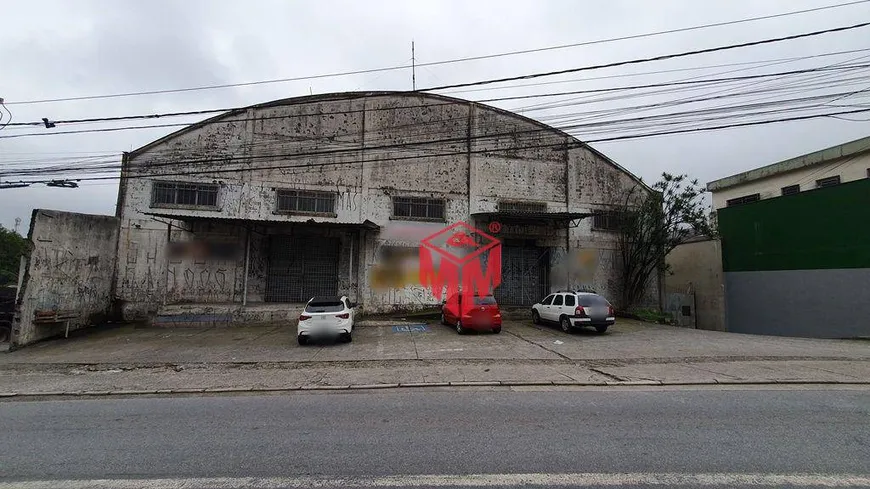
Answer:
[608,305,615,316]
[575,306,587,317]
[299,315,312,321]
[336,313,350,319]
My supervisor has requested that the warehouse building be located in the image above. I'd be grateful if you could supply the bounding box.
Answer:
[26,91,657,331]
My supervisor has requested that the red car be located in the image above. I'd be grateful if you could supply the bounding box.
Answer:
[440,294,502,334]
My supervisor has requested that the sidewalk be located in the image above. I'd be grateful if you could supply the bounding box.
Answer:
[2,319,869,397]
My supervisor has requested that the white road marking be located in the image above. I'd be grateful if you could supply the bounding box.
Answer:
[2,473,869,488]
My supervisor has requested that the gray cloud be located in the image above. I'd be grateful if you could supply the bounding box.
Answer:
[2,0,869,230]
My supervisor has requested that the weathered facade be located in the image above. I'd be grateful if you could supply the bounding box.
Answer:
[114,91,656,323]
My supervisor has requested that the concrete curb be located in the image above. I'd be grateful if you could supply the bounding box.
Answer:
[3,379,870,399]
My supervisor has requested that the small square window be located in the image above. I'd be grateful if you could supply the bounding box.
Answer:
[781,185,800,196]
[816,175,841,188]
[593,211,623,231]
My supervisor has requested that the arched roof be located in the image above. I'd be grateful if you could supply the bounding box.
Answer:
[128,90,646,189]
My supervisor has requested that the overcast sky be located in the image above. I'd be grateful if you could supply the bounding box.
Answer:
[2,0,869,232]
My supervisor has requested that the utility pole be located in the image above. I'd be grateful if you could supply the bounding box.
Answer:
[411,40,416,91]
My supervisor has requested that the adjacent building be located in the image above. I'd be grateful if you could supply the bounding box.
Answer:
[707,135,870,338]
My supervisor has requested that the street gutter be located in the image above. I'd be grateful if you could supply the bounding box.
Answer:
[3,378,870,401]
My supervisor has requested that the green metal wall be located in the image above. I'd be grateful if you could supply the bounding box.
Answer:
[717,178,870,272]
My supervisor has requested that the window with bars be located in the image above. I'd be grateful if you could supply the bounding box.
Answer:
[816,175,841,188]
[781,184,800,196]
[392,196,445,220]
[275,189,336,214]
[726,194,760,207]
[151,181,219,208]
[592,211,622,231]
[499,201,547,213]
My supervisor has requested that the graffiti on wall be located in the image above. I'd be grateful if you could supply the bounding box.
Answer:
[32,247,109,314]
[336,191,361,212]
[167,264,234,302]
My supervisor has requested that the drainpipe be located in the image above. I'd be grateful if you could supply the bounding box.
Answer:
[563,140,571,291]
[242,226,251,306]
[349,231,355,300]
[565,220,571,290]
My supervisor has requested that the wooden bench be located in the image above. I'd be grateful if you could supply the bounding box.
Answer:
[33,310,79,338]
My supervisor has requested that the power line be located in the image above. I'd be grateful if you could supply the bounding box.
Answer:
[5,104,869,185]
[417,0,870,67]
[4,82,868,180]
[535,50,870,124]
[584,107,870,143]
[0,102,12,131]
[441,47,870,95]
[5,106,867,187]
[420,22,870,91]
[5,62,870,139]
[6,0,869,106]
[4,77,869,177]
[492,64,870,103]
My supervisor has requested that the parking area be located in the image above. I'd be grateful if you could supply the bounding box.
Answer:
[2,317,868,366]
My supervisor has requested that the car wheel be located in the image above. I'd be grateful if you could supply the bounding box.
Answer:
[560,316,572,333]
[441,313,448,325]
[595,325,609,334]
[532,310,541,325]
[492,327,501,334]
[341,332,353,343]
[456,320,466,335]
[297,335,308,346]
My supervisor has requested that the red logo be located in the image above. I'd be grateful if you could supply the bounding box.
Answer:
[446,231,477,247]
[419,222,501,318]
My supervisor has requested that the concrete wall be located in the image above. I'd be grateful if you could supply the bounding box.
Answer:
[11,210,119,347]
[115,92,655,318]
[724,268,870,338]
[710,151,869,210]
[665,239,726,331]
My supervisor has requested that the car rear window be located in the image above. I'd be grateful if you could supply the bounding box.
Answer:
[578,295,609,307]
[305,301,344,313]
[474,296,497,305]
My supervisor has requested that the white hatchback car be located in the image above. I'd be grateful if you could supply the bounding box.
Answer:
[531,291,615,334]
[297,295,356,345]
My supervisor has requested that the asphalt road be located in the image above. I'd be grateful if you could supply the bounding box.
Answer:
[2,388,869,488]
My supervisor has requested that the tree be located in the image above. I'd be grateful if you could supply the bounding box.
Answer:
[0,225,28,286]
[616,173,713,310]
